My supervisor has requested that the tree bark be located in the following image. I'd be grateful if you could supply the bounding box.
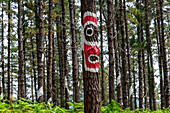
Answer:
[107,0,115,102]
[37,0,44,102]
[47,0,53,103]
[81,0,101,112]
[18,0,25,99]
[160,0,169,108]
[8,0,11,101]
[120,0,128,109]
[68,0,80,103]
[133,55,137,109]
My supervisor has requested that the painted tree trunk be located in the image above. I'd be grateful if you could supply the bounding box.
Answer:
[81,0,101,112]
[68,0,80,103]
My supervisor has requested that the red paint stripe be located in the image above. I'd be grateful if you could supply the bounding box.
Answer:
[83,16,97,27]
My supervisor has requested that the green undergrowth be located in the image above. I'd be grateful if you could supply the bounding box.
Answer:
[0,99,169,113]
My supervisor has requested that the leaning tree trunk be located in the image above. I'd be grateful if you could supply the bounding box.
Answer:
[123,0,134,110]
[81,0,101,112]
[1,1,5,100]
[120,0,128,109]
[145,0,156,110]
[68,0,80,103]
[47,0,53,103]
[8,0,11,101]
[18,0,25,99]
[37,0,44,102]
[136,0,143,109]
[100,0,106,106]
[107,0,115,102]
[160,0,169,108]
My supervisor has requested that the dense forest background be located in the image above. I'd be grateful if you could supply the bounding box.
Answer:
[0,0,169,112]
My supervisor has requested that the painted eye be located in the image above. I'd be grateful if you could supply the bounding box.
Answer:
[86,27,94,37]
[88,55,99,63]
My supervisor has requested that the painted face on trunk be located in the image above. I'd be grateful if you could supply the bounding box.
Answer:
[83,11,99,72]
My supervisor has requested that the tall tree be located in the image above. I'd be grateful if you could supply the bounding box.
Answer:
[123,0,134,110]
[107,0,115,102]
[8,0,11,101]
[18,0,25,99]
[145,0,156,110]
[100,0,106,106]
[81,0,101,112]
[160,0,169,108]
[1,1,5,100]
[37,0,44,102]
[115,0,122,108]
[68,0,80,103]
[120,0,128,108]
[47,0,53,103]
[136,0,143,109]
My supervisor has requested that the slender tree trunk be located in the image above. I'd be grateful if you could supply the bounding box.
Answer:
[1,1,5,100]
[37,0,44,102]
[136,0,143,109]
[47,0,53,103]
[156,1,164,108]
[8,0,11,101]
[81,0,101,112]
[133,55,137,109]
[100,0,106,106]
[120,0,128,108]
[23,12,26,97]
[52,31,57,105]
[145,0,156,110]
[115,0,122,108]
[123,0,134,110]
[18,0,25,99]
[160,0,169,108]
[107,0,115,102]
[68,0,80,103]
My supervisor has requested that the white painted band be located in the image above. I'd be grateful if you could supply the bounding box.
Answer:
[88,54,99,63]
[37,86,43,99]
[83,11,97,19]
[86,27,94,37]
[117,75,121,85]
[84,21,98,29]
[48,97,52,103]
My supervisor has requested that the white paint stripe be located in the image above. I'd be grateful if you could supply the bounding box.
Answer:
[84,39,98,46]
[84,21,98,29]
[84,54,99,73]
[48,97,52,103]
[83,11,97,19]
[37,86,43,99]
[117,75,121,85]
[129,85,133,97]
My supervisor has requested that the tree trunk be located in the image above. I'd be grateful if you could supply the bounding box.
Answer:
[107,0,115,102]
[136,0,143,109]
[145,0,156,110]
[100,0,106,106]
[115,0,122,108]
[68,0,80,103]
[81,0,101,112]
[160,0,169,108]
[23,12,26,97]
[156,1,164,108]
[123,0,134,110]
[120,0,128,108]
[18,0,25,99]
[1,1,5,100]
[47,0,53,103]
[37,0,44,102]
[133,55,137,109]
[8,0,11,101]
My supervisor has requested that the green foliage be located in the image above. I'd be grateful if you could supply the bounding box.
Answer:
[0,99,169,113]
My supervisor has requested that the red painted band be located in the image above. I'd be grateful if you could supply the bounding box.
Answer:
[83,16,97,27]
